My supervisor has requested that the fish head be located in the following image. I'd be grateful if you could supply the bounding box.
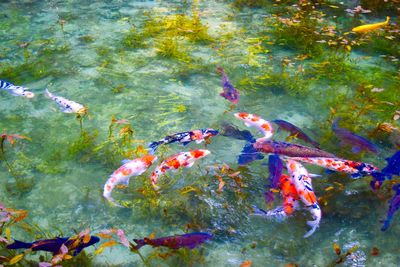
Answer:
[77,107,88,115]
[142,155,158,167]
[234,112,249,121]
[85,236,100,247]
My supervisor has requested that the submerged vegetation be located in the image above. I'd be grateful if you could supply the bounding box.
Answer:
[0,0,400,266]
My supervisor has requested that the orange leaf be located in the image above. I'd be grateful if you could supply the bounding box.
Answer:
[97,233,113,239]
[240,260,252,267]
[95,240,117,255]
[148,232,155,239]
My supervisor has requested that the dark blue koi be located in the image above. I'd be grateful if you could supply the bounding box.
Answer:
[265,154,283,204]
[133,232,213,250]
[273,119,320,148]
[332,118,378,154]
[381,184,400,231]
[216,66,239,104]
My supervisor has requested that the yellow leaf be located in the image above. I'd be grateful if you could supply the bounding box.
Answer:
[6,227,10,241]
[95,240,117,255]
[63,254,73,260]
[148,232,155,239]
[325,186,334,191]
[9,254,24,265]
[345,45,352,52]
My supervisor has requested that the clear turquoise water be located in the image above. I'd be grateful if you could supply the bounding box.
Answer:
[1,1,399,266]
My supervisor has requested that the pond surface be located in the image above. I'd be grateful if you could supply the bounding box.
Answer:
[0,0,399,266]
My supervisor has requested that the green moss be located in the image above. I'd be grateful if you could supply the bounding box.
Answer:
[122,26,147,49]
[78,35,95,43]
[155,37,191,62]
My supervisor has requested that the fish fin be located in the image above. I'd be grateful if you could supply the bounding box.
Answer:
[238,142,264,165]
[351,146,361,153]
[182,141,191,146]
[304,220,319,238]
[121,159,131,164]
[185,161,195,168]
[132,239,146,250]
[309,173,322,178]
[6,239,32,249]
[120,177,130,186]
[244,122,252,127]
[324,169,336,175]
[251,205,268,216]
[350,173,362,179]
[195,139,204,144]
[73,247,83,256]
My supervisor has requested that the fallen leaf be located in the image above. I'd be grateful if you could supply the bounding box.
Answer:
[9,254,24,265]
[240,260,252,267]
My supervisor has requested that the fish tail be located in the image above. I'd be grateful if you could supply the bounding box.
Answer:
[44,88,52,98]
[132,239,146,250]
[304,220,319,238]
[251,205,287,221]
[147,142,160,154]
[238,142,264,165]
[7,239,32,249]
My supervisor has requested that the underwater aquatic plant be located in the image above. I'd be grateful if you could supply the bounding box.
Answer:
[0,133,32,189]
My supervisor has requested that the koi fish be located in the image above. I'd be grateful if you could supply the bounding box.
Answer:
[45,89,87,114]
[381,150,400,179]
[332,119,378,154]
[221,122,255,142]
[289,157,378,178]
[220,122,264,165]
[234,112,274,139]
[148,129,218,154]
[287,160,321,237]
[150,149,210,189]
[103,155,157,206]
[0,80,34,98]
[381,183,400,231]
[133,232,213,250]
[352,16,390,33]
[217,66,239,104]
[273,119,319,148]
[280,174,300,216]
[7,236,100,256]
[265,154,283,204]
[252,174,300,219]
[253,140,336,158]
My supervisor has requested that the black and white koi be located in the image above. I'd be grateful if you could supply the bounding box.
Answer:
[0,80,34,98]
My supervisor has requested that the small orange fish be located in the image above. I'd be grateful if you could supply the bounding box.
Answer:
[240,260,252,267]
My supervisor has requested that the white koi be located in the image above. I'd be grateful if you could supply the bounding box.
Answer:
[45,89,87,114]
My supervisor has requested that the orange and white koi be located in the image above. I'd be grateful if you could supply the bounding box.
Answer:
[288,157,378,178]
[103,155,157,206]
[45,89,87,114]
[150,149,210,190]
[252,174,300,220]
[352,16,390,33]
[234,112,274,139]
[287,159,321,238]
